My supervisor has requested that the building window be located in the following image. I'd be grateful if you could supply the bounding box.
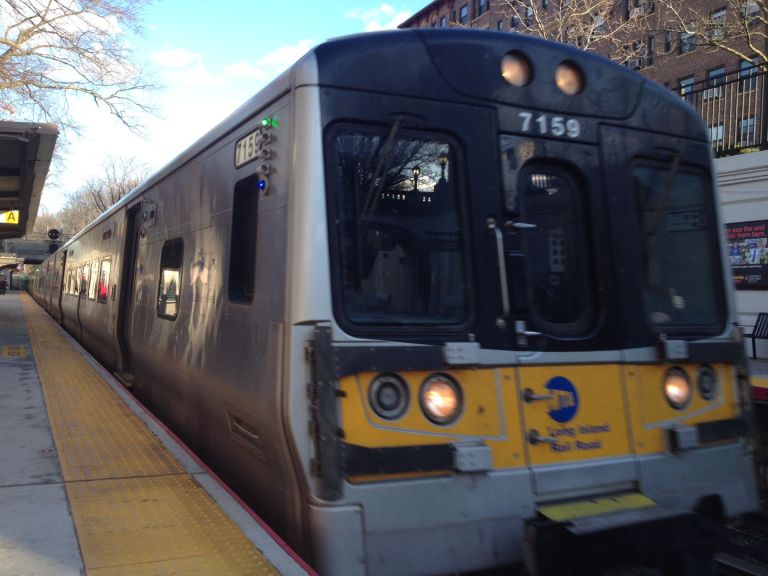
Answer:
[708,124,724,149]
[742,0,760,26]
[680,75,695,103]
[647,35,655,66]
[740,116,756,147]
[679,31,695,54]
[97,259,111,303]
[710,7,726,40]
[593,13,606,36]
[629,41,645,68]
[459,4,469,24]
[511,15,520,29]
[525,6,533,27]
[664,31,673,53]
[440,15,447,27]
[542,0,549,9]
[705,66,726,99]
[157,239,183,320]
[497,19,504,29]
[739,58,759,91]
[479,0,489,16]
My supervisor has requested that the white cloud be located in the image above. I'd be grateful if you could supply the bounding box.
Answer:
[346,4,411,32]
[257,40,315,71]
[151,48,202,69]
[223,62,269,81]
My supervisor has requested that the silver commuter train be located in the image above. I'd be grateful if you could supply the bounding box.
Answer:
[31,30,759,575]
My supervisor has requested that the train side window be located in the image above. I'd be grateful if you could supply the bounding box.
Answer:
[97,259,111,303]
[81,263,90,297]
[76,267,83,296]
[88,260,98,300]
[228,175,260,303]
[157,239,183,320]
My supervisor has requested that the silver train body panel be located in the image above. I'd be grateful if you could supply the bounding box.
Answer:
[29,31,759,576]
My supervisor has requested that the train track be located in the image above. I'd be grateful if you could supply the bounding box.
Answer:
[716,553,768,576]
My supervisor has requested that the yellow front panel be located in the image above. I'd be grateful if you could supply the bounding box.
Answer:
[339,369,528,470]
[512,365,631,465]
[625,363,739,454]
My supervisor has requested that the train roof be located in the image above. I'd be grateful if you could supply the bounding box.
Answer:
[61,29,705,248]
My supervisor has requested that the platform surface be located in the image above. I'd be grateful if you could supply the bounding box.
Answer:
[0,291,314,576]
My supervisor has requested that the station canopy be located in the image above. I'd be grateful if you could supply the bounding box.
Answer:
[0,121,58,239]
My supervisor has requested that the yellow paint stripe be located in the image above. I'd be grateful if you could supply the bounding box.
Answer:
[0,344,27,358]
[752,376,768,389]
[538,493,656,522]
[21,295,279,575]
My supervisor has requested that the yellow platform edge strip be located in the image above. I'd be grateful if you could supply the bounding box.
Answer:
[538,493,656,523]
[21,295,279,576]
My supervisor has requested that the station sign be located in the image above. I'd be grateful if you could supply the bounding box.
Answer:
[0,210,19,224]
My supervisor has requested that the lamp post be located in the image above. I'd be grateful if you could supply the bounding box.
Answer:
[412,166,420,191]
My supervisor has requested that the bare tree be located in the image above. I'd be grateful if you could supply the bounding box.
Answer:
[499,0,648,64]
[650,0,768,64]
[31,206,63,235]
[58,156,147,232]
[0,0,155,133]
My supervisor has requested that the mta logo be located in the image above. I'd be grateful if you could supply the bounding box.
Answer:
[546,376,579,423]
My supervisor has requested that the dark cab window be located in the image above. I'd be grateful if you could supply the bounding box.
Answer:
[516,162,595,334]
[328,126,468,328]
[634,163,724,332]
[157,239,183,320]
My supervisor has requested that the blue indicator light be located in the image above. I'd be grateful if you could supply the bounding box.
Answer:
[258,179,267,190]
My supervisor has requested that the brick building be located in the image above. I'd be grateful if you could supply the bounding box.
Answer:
[399,1,767,153]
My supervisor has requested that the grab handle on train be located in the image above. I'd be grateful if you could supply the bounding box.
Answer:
[486,217,510,326]
[523,388,555,403]
[528,429,559,445]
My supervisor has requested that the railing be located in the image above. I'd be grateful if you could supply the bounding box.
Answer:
[681,63,768,157]
[0,233,73,260]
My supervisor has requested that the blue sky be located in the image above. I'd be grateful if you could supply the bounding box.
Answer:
[43,1,427,212]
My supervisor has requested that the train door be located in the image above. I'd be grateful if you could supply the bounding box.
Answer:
[116,204,142,377]
[503,138,635,494]
[55,250,66,322]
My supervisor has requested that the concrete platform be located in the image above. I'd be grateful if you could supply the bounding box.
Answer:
[0,291,315,576]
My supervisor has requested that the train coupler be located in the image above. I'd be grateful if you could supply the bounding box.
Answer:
[523,498,721,576]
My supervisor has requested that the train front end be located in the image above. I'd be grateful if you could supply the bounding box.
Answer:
[288,30,759,576]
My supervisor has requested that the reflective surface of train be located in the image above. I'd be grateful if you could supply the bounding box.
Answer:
[31,30,759,576]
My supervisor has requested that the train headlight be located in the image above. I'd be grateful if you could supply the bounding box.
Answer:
[501,52,532,87]
[663,367,692,410]
[420,374,462,425]
[555,61,584,95]
[697,365,718,400]
[369,374,409,420]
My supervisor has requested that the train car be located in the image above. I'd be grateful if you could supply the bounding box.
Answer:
[32,30,759,576]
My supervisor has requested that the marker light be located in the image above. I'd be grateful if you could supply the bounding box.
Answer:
[369,374,409,420]
[697,365,718,400]
[501,52,532,87]
[420,374,462,425]
[555,61,584,95]
[663,367,692,410]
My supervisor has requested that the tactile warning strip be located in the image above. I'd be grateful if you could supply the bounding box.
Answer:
[21,295,280,575]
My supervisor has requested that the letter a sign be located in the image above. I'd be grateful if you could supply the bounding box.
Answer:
[0,210,19,224]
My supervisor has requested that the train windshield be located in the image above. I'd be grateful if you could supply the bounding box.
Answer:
[634,163,725,332]
[329,126,468,326]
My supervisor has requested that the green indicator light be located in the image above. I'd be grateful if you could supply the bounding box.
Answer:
[261,117,271,127]
[272,116,279,128]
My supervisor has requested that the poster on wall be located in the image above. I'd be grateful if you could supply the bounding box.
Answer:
[726,220,768,289]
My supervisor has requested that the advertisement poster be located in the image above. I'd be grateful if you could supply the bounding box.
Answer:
[726,220,768,289]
